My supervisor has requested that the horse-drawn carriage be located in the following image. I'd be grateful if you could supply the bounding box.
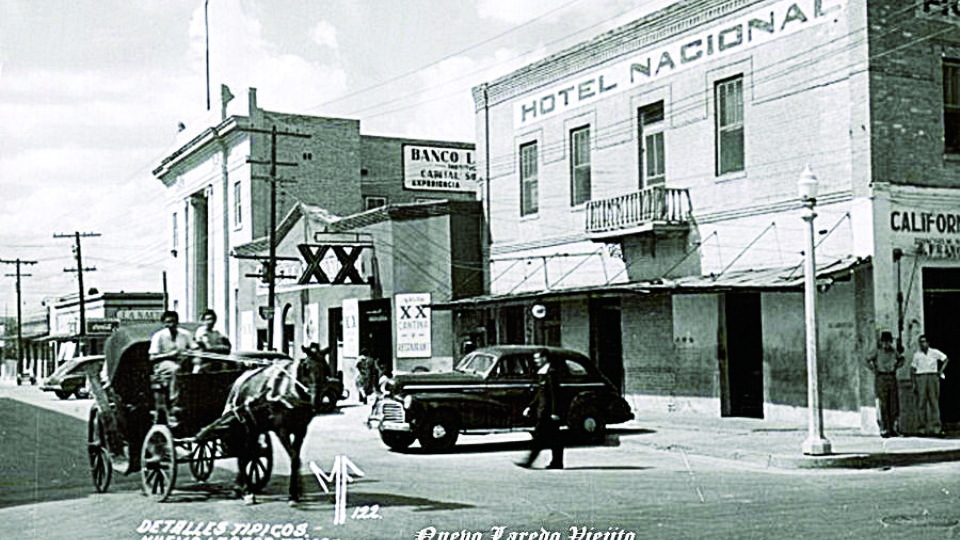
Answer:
[83,323,338,502]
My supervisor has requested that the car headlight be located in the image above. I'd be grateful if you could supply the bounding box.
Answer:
[403,395,414,409]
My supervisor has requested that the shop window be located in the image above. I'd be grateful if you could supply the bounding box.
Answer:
[570,126,591,206]
[541,303,561,347]
[639,101,665,189]
[520,141,538,216]
[944,60,960,154]
[716,75,744,175]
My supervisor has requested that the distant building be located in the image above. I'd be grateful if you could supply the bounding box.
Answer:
[152,88,477,351]
[449,0,960,432]
[48,291,166,357]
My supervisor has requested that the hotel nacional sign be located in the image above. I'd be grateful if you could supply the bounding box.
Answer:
[513,0,842,128]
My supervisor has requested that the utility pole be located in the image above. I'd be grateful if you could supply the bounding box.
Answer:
[244,124,310,350]
[1,258,37,376]
[54,232,100,355]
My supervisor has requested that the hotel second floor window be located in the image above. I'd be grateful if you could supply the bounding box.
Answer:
[570,126,591,206]
[520,141,538,216]
[639,101,666,189]
[945,60,960,154]
[716,75,744,175]
[233,181,242,228]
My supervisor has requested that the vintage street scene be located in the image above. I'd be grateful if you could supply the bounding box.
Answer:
[3,0,960,539]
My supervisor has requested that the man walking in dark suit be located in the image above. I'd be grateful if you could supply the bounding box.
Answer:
[518,356,564,469]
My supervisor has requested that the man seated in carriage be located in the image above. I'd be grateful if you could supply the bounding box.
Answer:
[149,310,195,425]
[193,309,231,373]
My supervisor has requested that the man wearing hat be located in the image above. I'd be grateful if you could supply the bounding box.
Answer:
[867,331,904,437]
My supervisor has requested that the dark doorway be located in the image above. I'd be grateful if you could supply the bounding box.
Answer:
[922,268,960,425]
[328,307,342,374]
[189,192,209,318]
[281,304,295,355]
[719,292,764,418]
[591,297,624,394]
[360,298,393,376]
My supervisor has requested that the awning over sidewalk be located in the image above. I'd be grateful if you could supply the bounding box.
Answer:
[432,255,869,310]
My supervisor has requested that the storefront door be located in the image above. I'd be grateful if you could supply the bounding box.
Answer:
[719,292,764,418]
[922,268,960,425]
[591,297,624,394]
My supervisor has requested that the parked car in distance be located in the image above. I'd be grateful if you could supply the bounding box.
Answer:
[368,345,634,451]
[41,355,105,400]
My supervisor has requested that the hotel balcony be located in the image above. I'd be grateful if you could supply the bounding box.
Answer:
[585,186,693,240]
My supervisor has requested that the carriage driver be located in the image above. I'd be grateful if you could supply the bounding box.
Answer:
[149,310,195,424]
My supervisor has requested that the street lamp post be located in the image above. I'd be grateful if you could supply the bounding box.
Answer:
[798,165,831,455]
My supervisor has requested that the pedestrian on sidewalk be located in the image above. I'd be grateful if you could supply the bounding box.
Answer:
[868,331,904,437]
[517,355,565,470]
[911,334,949,436]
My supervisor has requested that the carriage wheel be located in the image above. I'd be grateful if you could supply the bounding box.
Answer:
[87,407,113,493]
[245,432,273,493]
[189,439,216,482]
[141,425,177,501]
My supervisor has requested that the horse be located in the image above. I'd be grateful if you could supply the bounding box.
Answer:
[197,351,324,504]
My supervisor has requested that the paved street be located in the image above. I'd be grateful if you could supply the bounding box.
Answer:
[4,384,960,540]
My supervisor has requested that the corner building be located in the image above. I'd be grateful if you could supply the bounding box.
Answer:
[455,0,960,432]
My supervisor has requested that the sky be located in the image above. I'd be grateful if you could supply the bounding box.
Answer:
[0,0,677,318]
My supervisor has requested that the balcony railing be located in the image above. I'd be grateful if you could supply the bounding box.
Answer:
[585,186,692,237]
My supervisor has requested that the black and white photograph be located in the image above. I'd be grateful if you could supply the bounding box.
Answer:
[4,0,960,538]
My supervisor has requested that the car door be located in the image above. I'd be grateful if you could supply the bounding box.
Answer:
[551,352,606,413]
[486,352,537,428]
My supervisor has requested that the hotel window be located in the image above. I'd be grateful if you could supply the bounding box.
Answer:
[570,126,591,206]
[639,101,666,189]
[520,141,538,216]
[945,60,960,154]
[715,75,744,175]
[233,181,242,228]
[172,212,178,253]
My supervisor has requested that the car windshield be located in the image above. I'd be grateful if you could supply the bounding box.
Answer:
[454,351,496,375]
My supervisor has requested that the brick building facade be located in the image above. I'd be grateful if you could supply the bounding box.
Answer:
[444,0,960,432]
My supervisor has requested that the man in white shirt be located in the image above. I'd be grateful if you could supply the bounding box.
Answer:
[911,334,949,436]
[193,309,230,372]
[149,311,194,424]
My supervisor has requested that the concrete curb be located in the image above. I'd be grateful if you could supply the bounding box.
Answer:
[784,448,960,470]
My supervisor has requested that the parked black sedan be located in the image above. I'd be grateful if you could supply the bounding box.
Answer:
[40,355,104,399]
[368,345,633,451]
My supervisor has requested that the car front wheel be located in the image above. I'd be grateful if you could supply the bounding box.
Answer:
[417,411,459,451]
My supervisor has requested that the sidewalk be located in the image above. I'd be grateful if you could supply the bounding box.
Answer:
[620,411,960,470]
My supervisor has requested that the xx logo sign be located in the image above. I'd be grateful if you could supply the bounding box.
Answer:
[297,244,367,285]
